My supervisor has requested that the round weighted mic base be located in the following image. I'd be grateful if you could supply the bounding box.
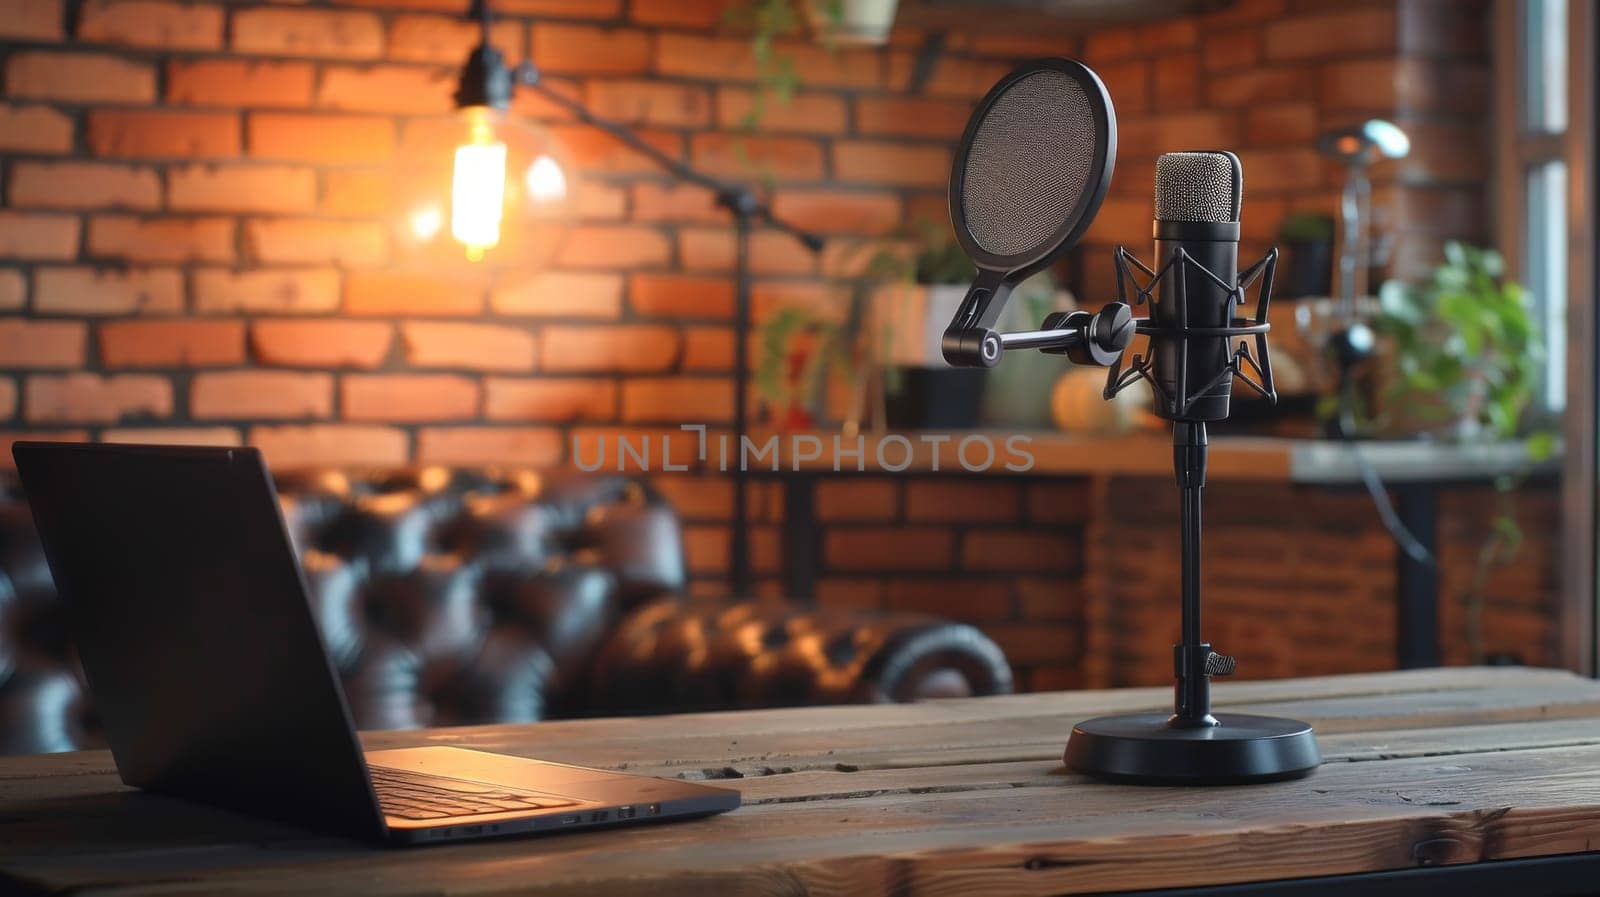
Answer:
[1065,712,1320,785]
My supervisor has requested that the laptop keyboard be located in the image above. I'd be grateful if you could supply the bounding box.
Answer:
[368,764,581,820]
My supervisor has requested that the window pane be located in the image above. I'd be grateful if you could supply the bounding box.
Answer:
[1521,0,1569,132]
[1526,160,1568,409]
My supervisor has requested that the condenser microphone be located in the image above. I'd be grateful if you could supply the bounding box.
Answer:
[1149,150,1242,422]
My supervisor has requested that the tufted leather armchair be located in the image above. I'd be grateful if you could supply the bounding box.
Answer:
[0,467,1012,755]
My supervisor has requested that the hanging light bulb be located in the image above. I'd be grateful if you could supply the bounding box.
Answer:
[391,104,575,267]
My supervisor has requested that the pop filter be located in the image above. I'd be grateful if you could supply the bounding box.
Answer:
[943,58,1117,367]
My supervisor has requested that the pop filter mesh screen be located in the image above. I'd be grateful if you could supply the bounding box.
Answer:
[960,69,1097,258]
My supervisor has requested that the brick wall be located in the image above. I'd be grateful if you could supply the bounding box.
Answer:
[1,0,1538,688]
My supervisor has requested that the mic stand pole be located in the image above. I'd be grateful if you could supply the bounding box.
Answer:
[510,63,826,597]
[1172,420,1225,727]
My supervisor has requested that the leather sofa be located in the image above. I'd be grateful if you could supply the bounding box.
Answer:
[0,467,1012,755]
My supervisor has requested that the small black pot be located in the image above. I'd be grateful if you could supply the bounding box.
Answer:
[885,367,988,429]
[1282,239,1333,298]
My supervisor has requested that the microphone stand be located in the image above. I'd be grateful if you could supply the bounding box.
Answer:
[501,64,826,598]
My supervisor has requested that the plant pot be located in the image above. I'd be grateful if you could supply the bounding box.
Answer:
[805,0,901,46]
[1282,239,1333,298]
[885,367,987,429]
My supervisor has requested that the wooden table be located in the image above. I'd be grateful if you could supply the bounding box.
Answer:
[6,667,1600,896]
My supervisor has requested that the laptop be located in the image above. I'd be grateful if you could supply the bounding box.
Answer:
[11,441,739,845]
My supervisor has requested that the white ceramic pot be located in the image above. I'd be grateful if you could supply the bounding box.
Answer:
[807,0,900,46]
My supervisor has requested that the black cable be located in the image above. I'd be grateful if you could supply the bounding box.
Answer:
[1335,378,1432,565]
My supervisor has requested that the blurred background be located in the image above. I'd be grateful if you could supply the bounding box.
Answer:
[0,0,1593,713]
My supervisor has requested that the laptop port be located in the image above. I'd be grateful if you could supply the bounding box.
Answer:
[646,803,661,816]
[618,806,636,819]
[591,810,608,822]
[560,815,579,825]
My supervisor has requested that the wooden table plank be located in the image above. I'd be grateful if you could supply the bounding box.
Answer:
[3,668,1600,897]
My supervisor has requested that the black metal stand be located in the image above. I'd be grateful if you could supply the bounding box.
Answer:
[505,63,824,597]
[1063,421,1321,784]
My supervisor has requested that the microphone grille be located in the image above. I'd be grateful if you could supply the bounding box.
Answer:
[1155,151,1241,223]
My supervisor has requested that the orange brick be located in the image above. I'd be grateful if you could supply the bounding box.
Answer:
[920,57,1012,98]
[545,124,683,175]
[1083,27,1138,63]
[1246,102,1319,146]
[629,274,734,319]
[102,426,240,447]
[1207,68,1313,107]
[1153,51,1200,111]
[87,109,239,159]
[193,268,340,314]
[401,322,536,371]
[89,215,233,263]
[483,377,616,422]
[415,426,563,467]
[99,321,245,368]
[770,190,901,236]
[4,51,154,103]
[318,65,455,115]
[540,324,679,372]
[1095,59,1151,116]
[341,374,479,422]
[690,134,824,181]
[825,527,952,571]
[320,170,392,217]
[629,0,729,26]
[833,141,950,187]
[1119,113,1236,159]
[244,219,387,267]
[682,327,733,371]
[1265,9,1396,60]
[0,320,85,368]
[788,44,883,90]
[1236,148,1322,192]
[248,113,394,164]
[817,479,898,521]
[232,7,383,59]
[677,228,817,276]
[1025,481,1092,524]
[0,0,61,39]
[555,225,671,270]
[682,524,727,573]
[854,97,970,139]
[584,81,711,128]
[905,480,1022,523]
[78,0,223,49]
[0,212,80,260]
[345,271,485,316]
[0,270,23,310]
[166,60,315,108]
[388,14,523,64]
[961,530,1079,572]
[530,24,650,75]
[490,271,624,317]
[168,164,317,213]
[496,0,620,16]
[716,89,847,135]
[630,183,722,224]
[9,161,160,211]
[653,34,755,81]
[985,623,1077,667]
[192,371,333,420]
[1203,28,1263,72]
[0,105,73,154]
[25,373,171,424]
[33,267,182,316]
[249,424,408,468]
[0,379,17,420]
[622,377,733,423]
[251,320,393,369]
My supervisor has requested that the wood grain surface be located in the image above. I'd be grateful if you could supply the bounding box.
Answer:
[3,667,1600,896]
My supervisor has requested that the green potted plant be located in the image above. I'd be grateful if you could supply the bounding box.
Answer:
[1374,241,1556,663]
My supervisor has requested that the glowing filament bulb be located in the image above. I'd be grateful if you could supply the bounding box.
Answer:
[451,129,507,261]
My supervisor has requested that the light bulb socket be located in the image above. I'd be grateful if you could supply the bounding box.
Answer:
[454,42,513,111]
